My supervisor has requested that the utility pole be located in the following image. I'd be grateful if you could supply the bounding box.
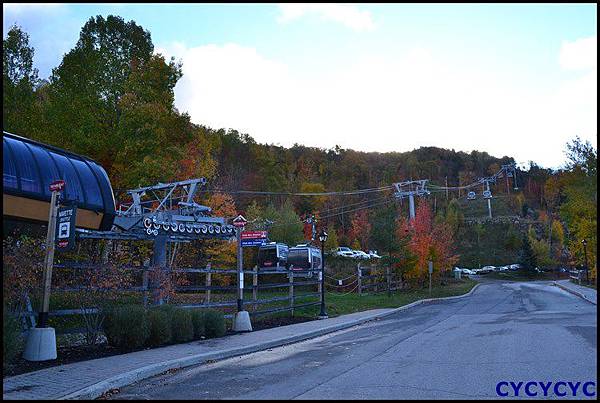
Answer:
[445,176,449,201]
[486,180,492,219]
[582,239,589,285]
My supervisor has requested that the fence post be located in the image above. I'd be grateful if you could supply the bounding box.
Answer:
[142,259,149,308]
[357,264,363,296]
[318,269,322,296]
[205,267,212,304]
[289,272,294,317]
[253,266,258,311]
[386,266,391,297]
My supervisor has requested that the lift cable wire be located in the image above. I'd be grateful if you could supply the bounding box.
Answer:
[265,196,398,229]
[201,185,395,197]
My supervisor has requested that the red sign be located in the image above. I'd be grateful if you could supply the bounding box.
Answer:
[241,231,267,240]
[232,214,247,227]
[49,180,65,192]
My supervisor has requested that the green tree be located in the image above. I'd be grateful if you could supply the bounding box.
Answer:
[269,199,304,246]
[324,223,339,251]
[519,235,538,275]
[445,198,463,234]
[45,15,154,168]
[558,137,596,274]
[3,25,39,135]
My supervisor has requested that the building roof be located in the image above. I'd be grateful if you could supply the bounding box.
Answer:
[3,131,116,230]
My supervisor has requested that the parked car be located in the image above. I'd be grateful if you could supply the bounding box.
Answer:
[508,264,521,271]
[353,250,371,260]
[461,268,476,275]
[368,250,382,259]
[335,246,356,258]
[480,266,495,273]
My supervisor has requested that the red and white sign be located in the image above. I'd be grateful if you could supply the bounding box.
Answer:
[49,180,65,192]
[232,214,247,228]
[241,230,267,240]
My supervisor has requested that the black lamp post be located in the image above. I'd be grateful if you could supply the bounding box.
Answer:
[582,239,589,284]
[318,229,328,319]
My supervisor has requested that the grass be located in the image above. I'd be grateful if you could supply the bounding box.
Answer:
[292,278,477,318]
[485,270,557,282]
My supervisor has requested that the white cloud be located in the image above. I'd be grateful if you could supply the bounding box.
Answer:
[559,35,597,71]
[158,38,596,169]
[277,4,375,32]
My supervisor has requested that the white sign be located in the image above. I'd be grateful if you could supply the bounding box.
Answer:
[58,222,70,239]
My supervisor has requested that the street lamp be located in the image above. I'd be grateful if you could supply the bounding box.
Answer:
[582,239,589,284]
[318,229,328,319]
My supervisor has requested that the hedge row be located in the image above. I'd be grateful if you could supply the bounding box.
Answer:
[103,305,226,350]
[3,307,23,369]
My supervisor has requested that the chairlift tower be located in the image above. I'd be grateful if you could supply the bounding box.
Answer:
[393,180,430,221]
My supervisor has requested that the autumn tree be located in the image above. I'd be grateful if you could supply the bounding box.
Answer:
[203,193,237,285]
[297,182,327,215]
[348,210,372,251]
[558,137,597,279]
[398,201,459,286]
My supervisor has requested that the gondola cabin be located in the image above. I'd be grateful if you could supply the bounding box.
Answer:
[287,244,322,277]
[257,242,289,271]
[3,131,116,231]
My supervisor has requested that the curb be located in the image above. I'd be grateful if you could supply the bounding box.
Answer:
[553,281,597,305]
[57,283,480,400]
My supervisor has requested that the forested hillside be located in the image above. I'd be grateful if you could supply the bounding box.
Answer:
[3,16,596,283]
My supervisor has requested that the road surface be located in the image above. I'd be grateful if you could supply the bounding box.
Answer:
[112,280,597,399]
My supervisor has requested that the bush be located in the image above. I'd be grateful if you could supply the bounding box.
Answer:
[3,307,23,368]
[170,308,194,343]
[190,310,205,340]
[103,305,149,350]
[146,308,172,347]
[203,310,226,338]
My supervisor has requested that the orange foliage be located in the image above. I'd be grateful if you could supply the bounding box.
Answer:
[398,201,459,284]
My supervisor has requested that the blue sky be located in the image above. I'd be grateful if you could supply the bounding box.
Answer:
[3,3,597,168]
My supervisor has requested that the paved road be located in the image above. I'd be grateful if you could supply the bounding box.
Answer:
[113,281,597,399]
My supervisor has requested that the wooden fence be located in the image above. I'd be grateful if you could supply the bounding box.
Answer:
[18,261,407,335]
[17,263,322,334]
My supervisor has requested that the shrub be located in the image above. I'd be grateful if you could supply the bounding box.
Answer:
[203,310,226,338]
[190,310,205,340]
[103,305,149,350]
[170,308,194,343]
[146,308,172,347]
[3,307,23,368]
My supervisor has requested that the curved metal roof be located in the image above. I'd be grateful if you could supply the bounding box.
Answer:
[3,131,116,230]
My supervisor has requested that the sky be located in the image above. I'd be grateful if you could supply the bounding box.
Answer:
[3,3,597,169]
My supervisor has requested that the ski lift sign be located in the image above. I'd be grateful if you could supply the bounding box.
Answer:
[55,202,77,251]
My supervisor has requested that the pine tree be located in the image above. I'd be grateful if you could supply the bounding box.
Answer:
[519,234,537,275]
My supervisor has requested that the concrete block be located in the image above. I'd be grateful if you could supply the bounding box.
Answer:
[23,327,57,361]
[232,311,252,332]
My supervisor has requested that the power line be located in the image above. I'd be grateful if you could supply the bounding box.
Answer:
[202,185,395,197]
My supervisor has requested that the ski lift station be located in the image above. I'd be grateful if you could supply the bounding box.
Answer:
[3,131,116,231]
